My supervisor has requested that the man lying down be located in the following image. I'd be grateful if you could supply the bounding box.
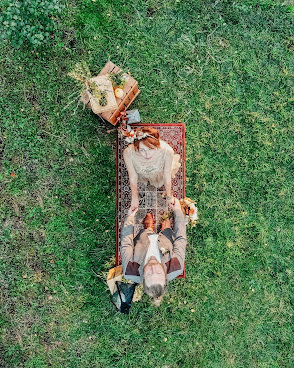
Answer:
[120,197,187,306]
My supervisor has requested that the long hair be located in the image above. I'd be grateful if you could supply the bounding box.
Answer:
[133,127,160,150]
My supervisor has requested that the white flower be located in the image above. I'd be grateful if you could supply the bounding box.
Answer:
[125,137,134,143]
[136,131,145,140]
[124,125,135,143]
[189,203,198,221]
[181,198,199,225]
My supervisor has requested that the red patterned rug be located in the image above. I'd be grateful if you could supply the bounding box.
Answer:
[116,123,185,269]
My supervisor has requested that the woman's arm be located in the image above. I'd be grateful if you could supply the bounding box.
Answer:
[163,148,173,201]
[123,147,139,211]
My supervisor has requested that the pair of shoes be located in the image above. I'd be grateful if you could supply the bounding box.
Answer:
[143,213,171,231]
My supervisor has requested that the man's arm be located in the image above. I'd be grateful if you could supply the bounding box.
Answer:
[169,199,187,267]
[120,209,137,274]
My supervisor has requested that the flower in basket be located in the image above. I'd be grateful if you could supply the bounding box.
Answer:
[108,71,129,88]
[108,71,129,100]
[68,62,104,102]
[68,62,118,113]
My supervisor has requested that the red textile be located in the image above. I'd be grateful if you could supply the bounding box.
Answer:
[116,123,185,277]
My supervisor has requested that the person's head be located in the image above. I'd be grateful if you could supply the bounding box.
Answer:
[134,127,160,159]
[143,256,167,306]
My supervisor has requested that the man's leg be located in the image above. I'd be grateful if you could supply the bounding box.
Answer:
[160,218,174,243]
[134,213,155,245]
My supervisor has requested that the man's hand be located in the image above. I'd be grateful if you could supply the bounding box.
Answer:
[168,197,182,212]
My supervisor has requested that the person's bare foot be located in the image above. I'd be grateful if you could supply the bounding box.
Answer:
[161,218,171,231]
[143,213,154,230]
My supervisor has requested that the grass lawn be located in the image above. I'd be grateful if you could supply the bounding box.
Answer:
[1,0,293,367]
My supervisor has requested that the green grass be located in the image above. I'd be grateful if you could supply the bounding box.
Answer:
[1,0,293,367]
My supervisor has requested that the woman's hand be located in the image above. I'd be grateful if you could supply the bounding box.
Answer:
[128,206,138,216]
[167,195,175,206]
[130,196,139,213]
[168,197,182,212]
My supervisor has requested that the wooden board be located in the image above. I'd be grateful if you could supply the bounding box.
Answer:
[80,61,141,125]
[98,61,140,125]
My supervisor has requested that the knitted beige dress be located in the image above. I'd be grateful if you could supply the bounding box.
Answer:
[123,140,180,188]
